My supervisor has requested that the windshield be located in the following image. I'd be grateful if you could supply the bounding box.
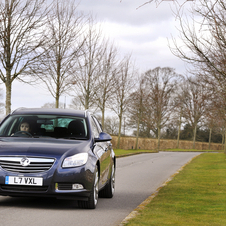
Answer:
[0,114,88,139]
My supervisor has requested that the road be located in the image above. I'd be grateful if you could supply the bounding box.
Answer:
[0,152,201,226]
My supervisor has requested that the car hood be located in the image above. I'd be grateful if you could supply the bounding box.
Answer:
[0,137,92,158]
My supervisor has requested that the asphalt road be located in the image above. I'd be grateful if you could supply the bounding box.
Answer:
[0,152,201,226]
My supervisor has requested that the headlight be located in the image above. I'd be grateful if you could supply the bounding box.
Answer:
[62,153,88,168]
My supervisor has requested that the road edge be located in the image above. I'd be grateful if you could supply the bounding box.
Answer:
[118,153,202,226]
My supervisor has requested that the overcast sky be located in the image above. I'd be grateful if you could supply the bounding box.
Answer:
[4,0,193,113]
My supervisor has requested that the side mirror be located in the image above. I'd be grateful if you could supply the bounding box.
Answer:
[94,132,112,142]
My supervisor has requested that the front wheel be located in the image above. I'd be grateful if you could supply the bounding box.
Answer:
[78,165,99,209]
[99,163,115,198]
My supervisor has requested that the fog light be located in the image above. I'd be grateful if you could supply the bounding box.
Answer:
[72,184,83,190]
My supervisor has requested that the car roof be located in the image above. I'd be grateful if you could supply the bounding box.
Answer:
[11,108,88,118]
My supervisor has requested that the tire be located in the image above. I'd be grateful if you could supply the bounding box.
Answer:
[78,165,99,209]
[99,163,115,198]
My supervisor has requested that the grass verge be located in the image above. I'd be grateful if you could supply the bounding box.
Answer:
[114,149,157,157]
[162,148,223,152]
[123,153,226,226]
[114,149,223,158]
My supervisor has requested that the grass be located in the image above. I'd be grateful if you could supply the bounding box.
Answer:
[123,153,226,226]
[162,148,223,152]
[114,148,223,158]
[114,149,157,157]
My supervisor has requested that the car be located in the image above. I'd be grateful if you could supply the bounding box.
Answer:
[0,108,116,209]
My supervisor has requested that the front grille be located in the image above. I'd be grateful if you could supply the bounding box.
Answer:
[57,183,72,190]
[0,185,48,192]
[0,157,55,173]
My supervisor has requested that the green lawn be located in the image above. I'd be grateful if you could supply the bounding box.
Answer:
[122,153,226,226]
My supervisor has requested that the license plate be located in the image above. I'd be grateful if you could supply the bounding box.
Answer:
[5,176,43,186]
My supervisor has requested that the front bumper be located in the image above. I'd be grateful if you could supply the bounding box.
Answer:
[0,163,95,201]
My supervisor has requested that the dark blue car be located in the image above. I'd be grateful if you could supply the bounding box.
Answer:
[0,108,116,209]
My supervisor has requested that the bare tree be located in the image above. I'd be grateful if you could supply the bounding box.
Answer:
[181,77,211,149]
[171,80,187,148]
[95,43,118,130]
[170,0,226,94]
[138,0,194,8]
[111,55,135,149]
[208,79,226,152]
[41,102,64,109]
[169,0,226,149]
[205,112,217,150]
[0,0,50,114]
[69,97,84,110]
[127,74,146,150]
[104,116,119,136]
[71,19,105,110]
[143,67,181,150]
[33,0,86,108]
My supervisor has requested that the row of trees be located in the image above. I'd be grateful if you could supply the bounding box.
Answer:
[92,69,224,151]
[120,0,226,151]
[1,0,226,151]
[0,0,135,116]
[0,0,136,149]
[86,0,226,150]
[170,0,226,153]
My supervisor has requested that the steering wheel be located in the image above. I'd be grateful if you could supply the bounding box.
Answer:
[13,131,32,137]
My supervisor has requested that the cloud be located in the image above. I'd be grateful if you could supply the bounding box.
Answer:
[78,0,176,26]
[98,15,183,73]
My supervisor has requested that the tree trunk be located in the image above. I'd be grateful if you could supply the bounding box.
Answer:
[117,114,122,149]
[135,116,140,150]
[224,129,226,154]
[222,131,225,150]
[192,124,197,149]
[55,56,61,108]
[5,74,12,115]
[101,102,105,130]
[55,95,59,108]
[176,114,182,148]
[85,89,90,110]
[208,128,212,150]
[157,125,161,151]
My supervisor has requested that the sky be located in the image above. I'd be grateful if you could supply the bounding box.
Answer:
[2,0,193,114]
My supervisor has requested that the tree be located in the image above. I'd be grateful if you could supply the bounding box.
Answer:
[71,19,106,110]
[104,116,119,136]
[208,80,226,152]
[169,0,226,150]
[170,0,226,101]
[41,102,64,109]
[127,74,146,149]
[181,77,210,149]
[133,0,197,9]
[95,43,118,130]
[111,55,135,149]
[172,79,187,148]
[0,0,50,114]
[33,0,86,108]
[143,67,181,150]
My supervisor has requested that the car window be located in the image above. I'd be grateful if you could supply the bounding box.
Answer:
[0,114,88,139]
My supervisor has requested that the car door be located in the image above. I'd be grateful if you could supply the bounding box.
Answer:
[91,116,111,188]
